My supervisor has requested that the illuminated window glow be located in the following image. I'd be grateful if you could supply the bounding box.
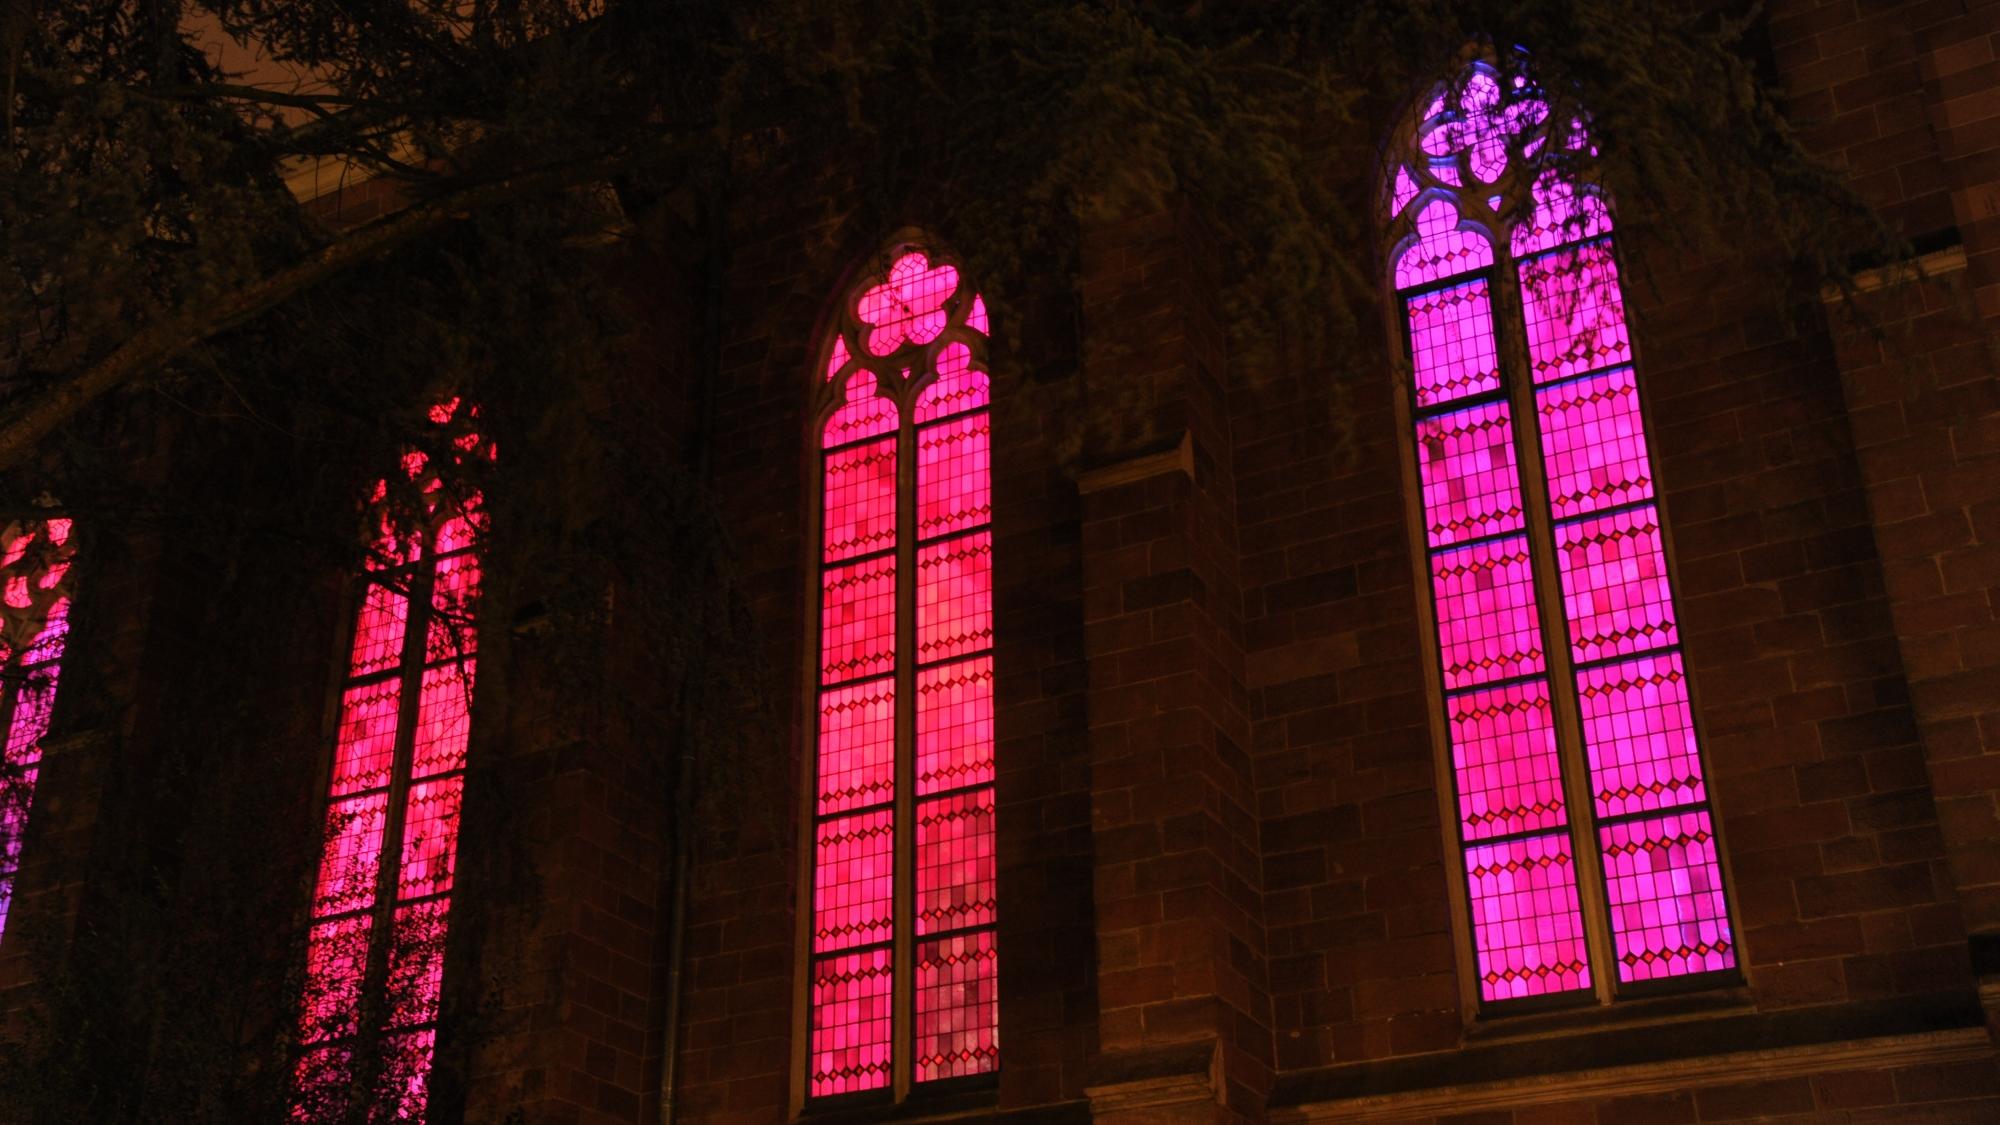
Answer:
[1388,60,1735,1004]
[810,247,997,1097]
[0,514,75,943]
[297,400,490,1120]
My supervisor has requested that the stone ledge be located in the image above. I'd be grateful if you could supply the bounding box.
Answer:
[1822,244,1969,300]
[1271,991,1988,1117]
[1274,1025,1991,1122]
[1084,1039,1219,1117]
[1077,432,1194,495]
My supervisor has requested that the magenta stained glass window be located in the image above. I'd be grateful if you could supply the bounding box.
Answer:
[810,246,997,1098]
[296,400,490,1121]
[0,514,75,944]
[1388,60,1735,1003]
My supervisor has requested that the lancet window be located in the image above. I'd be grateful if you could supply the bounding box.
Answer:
[808,244,999,1099]
[296,399,490,1118]
[1385,59,1737,1007]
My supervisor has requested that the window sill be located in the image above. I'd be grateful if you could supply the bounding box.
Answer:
[1464,980,1754,1045]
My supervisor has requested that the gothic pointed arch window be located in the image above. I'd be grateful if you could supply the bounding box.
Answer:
[0,511,74,944]
[806,243,998,1100]
[1384,57,1738,1008]
[296,399,490,1120]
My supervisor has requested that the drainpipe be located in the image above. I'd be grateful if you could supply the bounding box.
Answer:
[659,188,725,1125]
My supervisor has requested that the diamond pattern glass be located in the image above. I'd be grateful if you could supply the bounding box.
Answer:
[915,930,999,1082]
[817,678,896,816]
[1429,536,1547,691]
[1406,280,1502,408]
[1520,239,1631,384]
[1536,367,1653,521]
[809,948,893,1097]
[814,809,896,953]
[1448,680,1568,840]
[1600,810,1734,983]
[1554,506,1678,665]
[916,788,997,935]
[1464,833,1592,1001]
[1416,400,1525,548]
[1577,654,1706,820]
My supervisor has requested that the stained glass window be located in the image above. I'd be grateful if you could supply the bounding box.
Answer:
[810,246,997,1099]
[1386,59,1736,1006]
[0,513,74,945]
[297,400,490,1120]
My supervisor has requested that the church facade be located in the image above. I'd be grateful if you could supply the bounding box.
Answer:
[8,3,2000,1123]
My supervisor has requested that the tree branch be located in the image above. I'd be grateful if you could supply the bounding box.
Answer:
[0,150,629,473]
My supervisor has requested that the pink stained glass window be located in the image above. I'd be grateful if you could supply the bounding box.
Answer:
[1416,401,1526,548]
[1554,506,1679,664]
[1448,681,1568,841]
[297,403,487,1120]
[824,438,899,562]
[916,414,992,540]
[915,929,998,1082]
[1429,536,1547,691]
[1395,199,1494,288]
[0,516,76,946]
[817,679,896,816]
[1519,240,1632,384]
[916,657,994,795]
[1577,654,1706,819]
[1406,281,1502,409]
[916,532,993,666]
[814,808,897,952]
[1599,810,1733,983]
[1391,57,1735,1006]
[809,947,894,1096]
[915,788,997,934]
[810,246,998,1098]
[821,558,898,684]
[1464,834,1592,1000]
[1536,367,1654,521]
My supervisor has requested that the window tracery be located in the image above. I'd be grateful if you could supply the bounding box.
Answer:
[0,511,73,944]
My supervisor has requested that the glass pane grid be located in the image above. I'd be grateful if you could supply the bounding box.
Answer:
[916,788,996,935]
[1577,653,1707,821]
[813,808,895,953]
[1519,238,1632,384]
[809,947,894,1097]
[1600,809,1735,983]
[1394,89,1742,1010]
[300,414,484,1119]
[915,928,998,1083]
[1463,832,1592,1002]
[1417,400,1525,548]
[1429,535,1548,691]
[917,413,992,542]
[1448,679,1568,841]
[1554,505,1679,665]
[825,438,899,563]
[1536,366,1654,521]
[817,678,896,817]
[916,532,993,666]
[1405,280,1503,408]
